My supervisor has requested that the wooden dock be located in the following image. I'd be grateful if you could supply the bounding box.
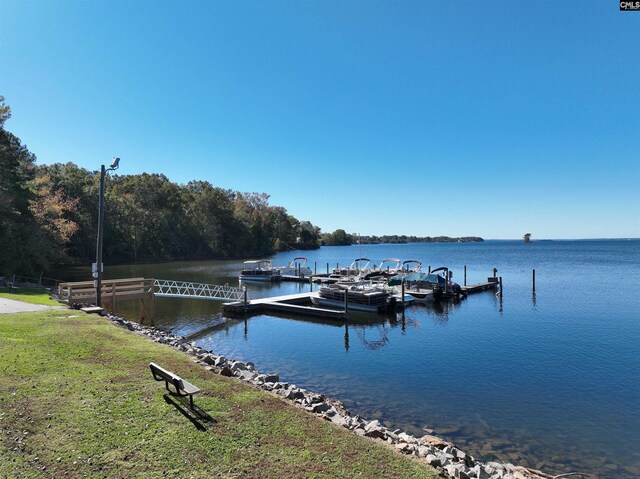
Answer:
[461,281,499,294]
[223,292,346,319]
[58,278,154,305]
[280,274,332,283]
[58,278,156,323]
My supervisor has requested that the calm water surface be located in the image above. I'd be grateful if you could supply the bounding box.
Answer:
[59,240,640,478]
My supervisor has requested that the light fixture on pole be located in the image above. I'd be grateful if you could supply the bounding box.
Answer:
[94,157,120,307]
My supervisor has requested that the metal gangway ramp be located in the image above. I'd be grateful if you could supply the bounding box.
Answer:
[153,279,246,302]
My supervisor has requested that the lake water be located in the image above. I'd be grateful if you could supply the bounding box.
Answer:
[58,240,640,478]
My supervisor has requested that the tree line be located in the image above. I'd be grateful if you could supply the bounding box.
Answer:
[320,230,483,246]
[0,97,321,276]
[1,96,483,278]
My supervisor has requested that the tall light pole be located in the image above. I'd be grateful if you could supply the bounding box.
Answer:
[94,157,120,307]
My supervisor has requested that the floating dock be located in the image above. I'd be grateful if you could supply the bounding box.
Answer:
[223,282,497,320]
[280,274,332,283]
[461,281,499,294]
[223,292,346,319]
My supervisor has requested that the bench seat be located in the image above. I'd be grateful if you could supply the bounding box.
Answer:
[150,362,200,409]
[179,378,200,395]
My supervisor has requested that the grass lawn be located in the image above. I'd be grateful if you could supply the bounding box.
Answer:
[0,310,438,479]
[0,286,62,306]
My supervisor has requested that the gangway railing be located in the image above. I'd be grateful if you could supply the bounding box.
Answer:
[153,279,246,302]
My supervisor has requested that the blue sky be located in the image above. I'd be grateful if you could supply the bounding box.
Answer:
[1,0,638,239]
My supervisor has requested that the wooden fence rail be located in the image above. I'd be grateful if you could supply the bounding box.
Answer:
[58,278,153,303]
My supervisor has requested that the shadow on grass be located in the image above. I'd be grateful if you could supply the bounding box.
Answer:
[163,394,215,431]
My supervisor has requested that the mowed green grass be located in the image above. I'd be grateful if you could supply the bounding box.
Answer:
[0,286,62,306]
[0,310,437,479]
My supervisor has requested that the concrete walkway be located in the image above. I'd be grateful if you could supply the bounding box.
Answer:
[0,297,66,314]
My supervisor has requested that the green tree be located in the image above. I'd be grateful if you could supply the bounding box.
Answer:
[35,163,98,262]
[0,105,38,274]
[107,173,191,260]
[0,95,11,128]
[28,175,79,268]
[183,181,238,257]
[2,92,323,270]
[234,192,273,256]
[297,221,321,249]
[321,229,353,246]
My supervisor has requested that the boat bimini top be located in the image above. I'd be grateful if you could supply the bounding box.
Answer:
[402,259,423,272]
[349,258,371,270]
[378,258,402,271]
[243,260,273,269]
[426,267,449,285]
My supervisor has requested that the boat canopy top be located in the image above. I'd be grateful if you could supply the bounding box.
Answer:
[425,267,449,285]
[243,260,273,267]
[426,274,446,285]
[402,259,423,271]
[349,258,371,269]
[287,257,308,265]
[387,272,428,286]
[429,267,448,274]
[378,258,401,269]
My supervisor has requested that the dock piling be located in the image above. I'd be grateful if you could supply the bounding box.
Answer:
[532,268,536,293]
[464,265,467,286]
[499,276,503,298]
[344,290,349,317]
[344,323,349,351]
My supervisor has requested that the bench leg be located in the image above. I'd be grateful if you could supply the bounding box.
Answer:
[165,380,179,395]
[190,394,194,410]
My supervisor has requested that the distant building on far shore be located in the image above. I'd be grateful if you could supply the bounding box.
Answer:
[524,233,532,243]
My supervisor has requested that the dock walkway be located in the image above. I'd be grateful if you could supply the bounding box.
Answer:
[461,281,499,293]
[223,292,346,319]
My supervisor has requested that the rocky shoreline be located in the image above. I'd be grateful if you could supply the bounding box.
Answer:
[107,313,557,479]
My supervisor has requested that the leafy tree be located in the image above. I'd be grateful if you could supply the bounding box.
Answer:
[27,175,79,267]
[183,181,238,257]
[107,173,190,260]
[2,96,323,272]
[0,96,11,128]
[234,192,273,256]
[0,106,38,274]
[297,221,321,249]
[35,163,98,262]
[321,229,353,246]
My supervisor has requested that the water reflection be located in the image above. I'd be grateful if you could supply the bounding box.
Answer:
[531,292,537,310]
[190,304,446,354]
[344,323,349,351]
[353,324,389,350]
[211,310,428,353]
[420,298,466,324]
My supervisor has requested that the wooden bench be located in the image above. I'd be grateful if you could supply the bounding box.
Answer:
[149,362,200,409]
